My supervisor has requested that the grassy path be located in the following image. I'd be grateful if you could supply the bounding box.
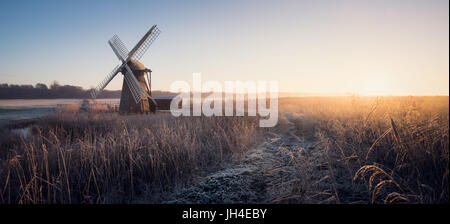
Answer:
[165,114,324,203]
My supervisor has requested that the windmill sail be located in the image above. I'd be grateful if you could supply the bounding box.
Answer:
[123,64,146,103]
[91,64,121,99]
[123,73,142,104]
[109,35,129,62]
[129,25,161,61]
[109,25,161,63]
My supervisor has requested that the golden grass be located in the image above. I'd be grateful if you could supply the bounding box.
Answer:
[279,96,449,204]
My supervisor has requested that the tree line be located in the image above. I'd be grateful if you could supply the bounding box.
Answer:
[0,82,175,99]
[0,82,120,99]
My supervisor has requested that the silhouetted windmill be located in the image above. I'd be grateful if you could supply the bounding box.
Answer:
[91,25,161,114]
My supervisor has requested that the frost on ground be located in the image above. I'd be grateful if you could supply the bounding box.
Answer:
[166,113,330,204]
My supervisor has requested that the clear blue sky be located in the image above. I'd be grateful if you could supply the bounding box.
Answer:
[0,0,448,95]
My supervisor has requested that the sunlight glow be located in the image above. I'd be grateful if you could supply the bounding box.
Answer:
[356,75,392,96]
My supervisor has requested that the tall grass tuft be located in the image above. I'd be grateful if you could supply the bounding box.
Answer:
[0,112,260,203]
[280,96,449,204]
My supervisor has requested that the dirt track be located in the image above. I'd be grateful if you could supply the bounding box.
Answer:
[165,114,326,204]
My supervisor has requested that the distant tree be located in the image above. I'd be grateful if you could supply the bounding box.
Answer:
[21,85,34,89]
[50,81,60,90]
[35,83,48,90]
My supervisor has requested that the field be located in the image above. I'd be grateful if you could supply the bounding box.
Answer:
[0,96,448,204]
[277,96,448,203]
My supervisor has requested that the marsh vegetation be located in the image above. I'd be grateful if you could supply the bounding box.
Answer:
[0,96,448,204]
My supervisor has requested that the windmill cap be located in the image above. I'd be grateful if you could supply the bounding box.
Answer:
[127,59,146,71]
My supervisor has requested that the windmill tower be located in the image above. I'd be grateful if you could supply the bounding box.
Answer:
[91,25,161,114]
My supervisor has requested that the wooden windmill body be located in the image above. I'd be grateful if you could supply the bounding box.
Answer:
[118,60,152,114]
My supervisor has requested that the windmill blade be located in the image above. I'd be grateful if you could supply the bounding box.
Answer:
[123,64,146,103]
[123,64,158,105]
[124,64,146,97]
[109,35,129,62]
[91,64,122,100]
[128,25,161,61]
[123,72,142,104]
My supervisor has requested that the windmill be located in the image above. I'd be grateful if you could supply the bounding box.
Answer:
[90,25,161,114]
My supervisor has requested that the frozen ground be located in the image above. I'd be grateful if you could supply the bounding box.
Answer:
[165,113,328,204]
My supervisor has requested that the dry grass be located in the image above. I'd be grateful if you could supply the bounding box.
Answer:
[279,96,449,204]
[1,96,448,204]
[0,112,261,203]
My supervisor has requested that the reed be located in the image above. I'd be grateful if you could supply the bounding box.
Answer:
[0,112,260,203]
[278,96,449,204]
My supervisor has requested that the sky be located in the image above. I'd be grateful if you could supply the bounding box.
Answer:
[0,0,448,95]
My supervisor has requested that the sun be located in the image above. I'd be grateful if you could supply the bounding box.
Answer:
[357,75,392,96]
